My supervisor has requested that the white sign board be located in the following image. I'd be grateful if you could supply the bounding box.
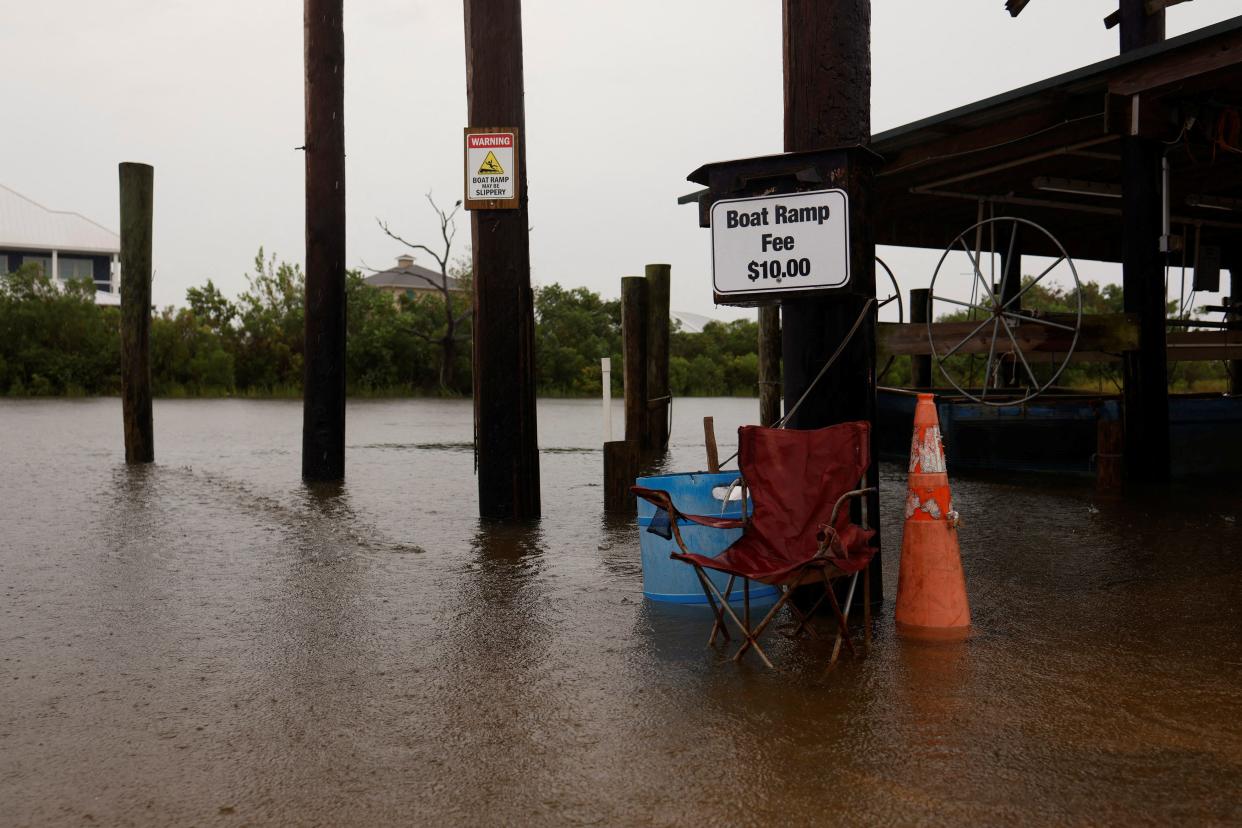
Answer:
[464,130,517,208]
[710,189,850,299]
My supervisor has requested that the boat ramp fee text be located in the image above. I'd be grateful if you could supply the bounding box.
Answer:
[709,190,850,296]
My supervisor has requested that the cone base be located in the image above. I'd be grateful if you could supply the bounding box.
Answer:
[895,620,973,642]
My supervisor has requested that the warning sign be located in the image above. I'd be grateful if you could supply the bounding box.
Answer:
[477,151,504,175]
[464,128,519,209]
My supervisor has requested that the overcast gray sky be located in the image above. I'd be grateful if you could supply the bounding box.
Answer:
[1,1,1235,318]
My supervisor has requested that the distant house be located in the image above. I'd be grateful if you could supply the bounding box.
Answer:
[364,255,466,303]
[0,184,121,305]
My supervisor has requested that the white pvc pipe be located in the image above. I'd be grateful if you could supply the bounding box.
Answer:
[601,357,612,442]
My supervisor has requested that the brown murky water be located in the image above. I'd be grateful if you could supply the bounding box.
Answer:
[2,397,1240,825]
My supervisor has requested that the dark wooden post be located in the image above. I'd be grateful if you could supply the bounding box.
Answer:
[464,0,541,519]
[621,276,649,445]
[645,263,671,450]
[1097,418,1123,490]
[703,417,720,473]
[603,440,639,513]
[909,288,932,389]
[1119,0,1171,483]
[758,305,781,425]
[118,162,154,464]
[302,0,347,482]
[781,0,881,602]
[1230,262,1241,396]
[998,235,1022,388]
[1118,0,1164,52]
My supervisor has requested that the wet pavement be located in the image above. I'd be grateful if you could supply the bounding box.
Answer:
[2,397,1240,825]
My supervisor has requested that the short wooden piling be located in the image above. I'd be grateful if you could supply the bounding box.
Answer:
[1097,419,1123,490]
[758,305,781,426]
[910,288,932,389]
[703,416,720,473]
[622,276,649,445]
[604,440,639,513]
[645,264,671,450]
[118,162,154,464]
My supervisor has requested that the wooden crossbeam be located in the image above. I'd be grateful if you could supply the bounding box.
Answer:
[879,317,1242,362]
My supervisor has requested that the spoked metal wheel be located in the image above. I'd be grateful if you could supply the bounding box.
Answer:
[927,217,1083,406]
[876,256,904,382]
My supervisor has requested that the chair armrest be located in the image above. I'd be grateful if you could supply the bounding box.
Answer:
[630,486,746,556]
[827,487,878,526]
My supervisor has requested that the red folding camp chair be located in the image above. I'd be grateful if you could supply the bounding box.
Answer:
[632,421,877,669]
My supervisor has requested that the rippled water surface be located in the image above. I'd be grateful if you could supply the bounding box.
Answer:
[2,397,1240,825]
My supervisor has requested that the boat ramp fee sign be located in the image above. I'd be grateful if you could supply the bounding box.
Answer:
[710,189,850,302]
[463,127,520,210]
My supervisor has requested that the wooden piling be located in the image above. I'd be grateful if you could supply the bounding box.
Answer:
[645,264,671,450]
[622,276,649,445]
[909,288,932,389]
[603,440,639,514]
[758,305,781,426]
[302,0,347,482]
[703,417,720,473]
[1118,0,1170,483]
[464,0,541,519]
[1229,258,1240,396]
[782,0,881,603]
[1096,419,1123,490]
[118,162,154,464]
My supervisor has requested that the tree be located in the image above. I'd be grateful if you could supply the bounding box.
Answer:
[377,194,472,393]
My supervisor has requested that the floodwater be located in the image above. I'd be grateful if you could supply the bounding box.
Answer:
[2,397,1239,826]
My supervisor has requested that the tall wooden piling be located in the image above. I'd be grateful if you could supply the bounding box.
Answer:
[998,236,1022,388]
[118,162,154,464]
[644,264,671,450]
[464,0,541,519]
[758,305,781,425]
[603,440,639,514]
[781,0,881,602]
[909,289,932,389]
[1119,0,1171,483]
[622,276,649,445]
[302,0,347,482]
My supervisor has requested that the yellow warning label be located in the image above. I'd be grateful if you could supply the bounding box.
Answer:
[477,151,504,176]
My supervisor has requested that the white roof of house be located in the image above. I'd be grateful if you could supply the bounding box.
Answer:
[671,310,719,334]
[0,184,120,255]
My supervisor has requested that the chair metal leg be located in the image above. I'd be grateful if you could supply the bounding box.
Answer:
[732,586,791,665]
[698,575,775,669]
[864,564,872,653]
[708,574,736,646]
[829,572,860,666]
[693,566,731,646]
[821,570,856,666]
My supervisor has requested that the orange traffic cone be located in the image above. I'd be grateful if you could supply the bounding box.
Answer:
[895,393,971,638]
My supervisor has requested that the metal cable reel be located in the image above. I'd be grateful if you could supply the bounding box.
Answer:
[875,256,903,382]
[926,216,1083,406]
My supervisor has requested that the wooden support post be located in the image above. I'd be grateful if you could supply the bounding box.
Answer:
[644,263,671,451]
[1119,7,1171,483]
[1096,418,1123,490]
[464,0,541,519]
[703,416,720,473]
[302,0,347,482]
[1119,0,1165,52]
[758,305,781,425]
[782,0,881,603]
[118,162,154,464]
[1230,262,1241,396]
[621,276,649,445]
[998,234,1022,388]
[909,288,932,389]
[603,440,639,514]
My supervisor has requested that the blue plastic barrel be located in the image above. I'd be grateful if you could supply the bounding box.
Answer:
[636,470,779,605]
